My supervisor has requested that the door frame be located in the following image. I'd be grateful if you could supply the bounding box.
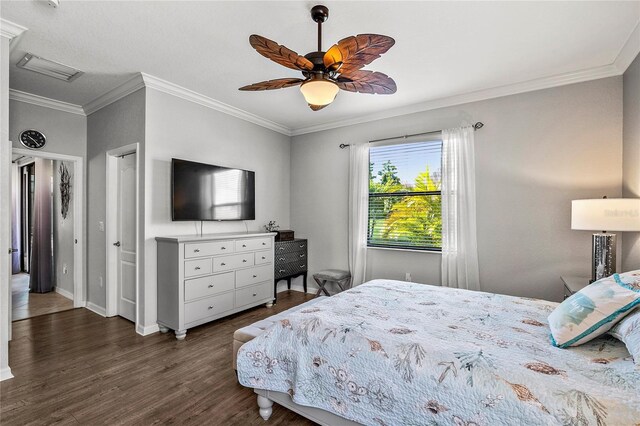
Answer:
[105,143,140,331]
[11,148,85,308]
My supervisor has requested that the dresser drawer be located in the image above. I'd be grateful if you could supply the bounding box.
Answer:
[184,240,233,258]
[235,237,272,252]
[184,272,234,302]
[275,240,307,254]
[255,250,272,265]
[184,258,212,278]
[275,260,308,279]
[184,291,235,324]
[275,250,307,265]
[236,265,273,288]
[235,281,272,308]
[213,253,254,272]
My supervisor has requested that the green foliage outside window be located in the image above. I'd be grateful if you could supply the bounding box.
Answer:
[368,153,442,250]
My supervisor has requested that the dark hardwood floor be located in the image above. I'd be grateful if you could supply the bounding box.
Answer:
[1,290,317,425]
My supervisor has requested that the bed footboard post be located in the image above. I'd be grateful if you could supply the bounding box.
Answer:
[257,395,273,420]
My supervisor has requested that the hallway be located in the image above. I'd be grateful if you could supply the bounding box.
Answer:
[11,273,74,321]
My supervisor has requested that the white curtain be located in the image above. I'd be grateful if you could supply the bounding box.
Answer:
[348,143,369,286]
[441,126,480,290]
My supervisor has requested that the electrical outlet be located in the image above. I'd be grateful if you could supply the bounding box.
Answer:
[99,276,103,288]
[63,264,67,274]
[98,221,105,232]
[405,272,412,282]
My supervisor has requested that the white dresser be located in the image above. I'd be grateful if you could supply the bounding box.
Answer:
[156,232,276,340]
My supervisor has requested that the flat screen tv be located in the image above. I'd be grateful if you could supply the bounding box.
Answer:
[171,158,255,221]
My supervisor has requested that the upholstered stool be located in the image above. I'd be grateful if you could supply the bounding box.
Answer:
[313,269,352,297]
[232,297,326,370]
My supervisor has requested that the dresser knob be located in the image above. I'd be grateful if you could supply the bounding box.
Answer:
[208,284,214,288]
[279,247,284,251]
[253,274,257,278]
[242,244,247,248]
[299,254,305,258]
[221,263,226,266]
[279,257,285,261]
[279,269,285,273]
[195,266,201,270]
[208,306,214,310]
[300,264,306,268]
[252,293,257,297]
[194,249,200,253]
[221,247,226,250]
[243,259,247,263]
[300,245,305,248]
[262,242,266,245]
[262,257,266,260]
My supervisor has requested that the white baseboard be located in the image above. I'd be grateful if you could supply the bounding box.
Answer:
[86,302,106,317]
[136,323,160,336]
[54,286,74,301]
[0,366,14,381]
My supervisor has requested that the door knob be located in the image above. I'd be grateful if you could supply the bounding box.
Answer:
[113,241,121,247]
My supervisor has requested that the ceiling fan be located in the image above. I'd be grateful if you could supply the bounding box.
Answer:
[239,4,396,111]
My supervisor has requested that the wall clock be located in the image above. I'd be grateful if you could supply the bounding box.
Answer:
[19,129,46,149]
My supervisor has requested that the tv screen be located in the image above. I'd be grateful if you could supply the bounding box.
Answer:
[172,159,255,221]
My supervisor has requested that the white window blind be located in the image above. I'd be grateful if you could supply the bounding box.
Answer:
[368,140,442,250]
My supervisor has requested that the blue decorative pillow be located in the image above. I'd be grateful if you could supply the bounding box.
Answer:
[548,271,640,348]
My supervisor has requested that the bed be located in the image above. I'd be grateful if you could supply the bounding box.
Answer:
[237,279,640,425]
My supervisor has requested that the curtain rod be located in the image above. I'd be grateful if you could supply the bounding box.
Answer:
[339,121,484,149]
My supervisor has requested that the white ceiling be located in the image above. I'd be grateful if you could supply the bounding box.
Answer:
[1,1,639,134]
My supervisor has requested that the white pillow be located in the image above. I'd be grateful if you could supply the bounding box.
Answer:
[609,308,640,366]
[548,271,640,348]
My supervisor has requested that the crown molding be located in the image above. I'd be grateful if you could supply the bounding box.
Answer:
[140,73,291,136]
[83,74,145,116]
[613,21,640,74]
[79,17,640,137]
[10,89,85,116]
[0,18,27,44]
[290,63,621,136]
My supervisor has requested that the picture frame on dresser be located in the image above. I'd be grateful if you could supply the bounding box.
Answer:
[156,232,276,340]
[274,238,308,303]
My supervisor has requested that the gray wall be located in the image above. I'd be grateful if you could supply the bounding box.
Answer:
[10,100,86,157]
[622,53,640,271]
[143,87,291,328]
[291,77,623,302]
[52,160,74,296]
[86,88,145,310]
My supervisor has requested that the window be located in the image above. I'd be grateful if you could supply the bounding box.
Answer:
[368,139,442,251]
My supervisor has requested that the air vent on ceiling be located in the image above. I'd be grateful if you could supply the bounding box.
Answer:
[17,53,83,82]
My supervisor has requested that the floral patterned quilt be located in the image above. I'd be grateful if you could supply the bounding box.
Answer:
[237,280,640,426]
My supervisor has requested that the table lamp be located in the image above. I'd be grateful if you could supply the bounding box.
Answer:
[571,197,640,282]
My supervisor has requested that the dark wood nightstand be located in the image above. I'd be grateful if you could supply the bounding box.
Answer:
[561,276,590,299]
[274,239,308,303]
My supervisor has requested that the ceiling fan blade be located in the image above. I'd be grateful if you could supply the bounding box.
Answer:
[239,78,305,91]
[326,34,395,76]
[337,70,397,95]
[308,104,329,111]
[249,35,314,71]
[323,45,343,71]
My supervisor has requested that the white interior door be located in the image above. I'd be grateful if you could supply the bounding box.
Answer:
[116,153,136,322]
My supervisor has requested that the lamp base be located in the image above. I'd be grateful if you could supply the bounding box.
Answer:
[591,233,616,282]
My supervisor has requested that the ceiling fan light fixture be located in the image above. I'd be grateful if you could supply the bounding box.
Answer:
[299,79,339,106]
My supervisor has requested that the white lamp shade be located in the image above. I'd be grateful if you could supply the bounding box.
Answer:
[571,198,640,231]
[299,80,339,106]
